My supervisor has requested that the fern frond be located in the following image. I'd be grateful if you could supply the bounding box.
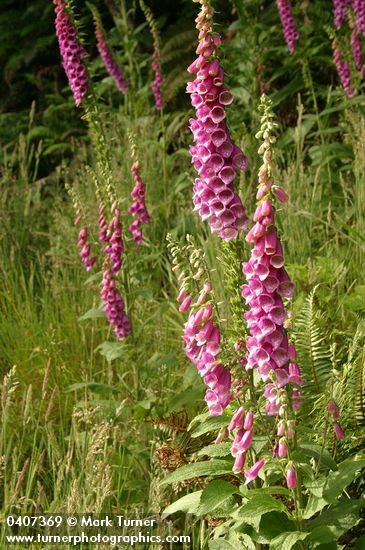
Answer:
[294,286,332,396]
[146,411,189,438]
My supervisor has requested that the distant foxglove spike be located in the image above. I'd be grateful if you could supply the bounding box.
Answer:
[53,0,88,106]
[95,25,129,93]
[332,0,351,29]
[276,0,299,53]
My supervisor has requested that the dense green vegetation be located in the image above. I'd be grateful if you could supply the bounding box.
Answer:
[1,0,365,548]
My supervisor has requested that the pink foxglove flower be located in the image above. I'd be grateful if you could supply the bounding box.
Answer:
[332,39,355,97]
[95,24,128,93]
[332,0,351,29]
[102,207,124,275]
[242,97,302,419]
[244,458,265,484]
[101,266,131,340]
[327,400,340,420]
[177,278,231,416]
[77,225,96,272]
[151,49,163,110]
[286,464,297,489]
[276,0,299,53]
[128,160,151,245]
[354,0,365,35]
[334,422,345,440]
[98,204,131,339]
[229,408,255,473]
[53,0,88,106]
[187,0,249,241]
[351,29,364,73]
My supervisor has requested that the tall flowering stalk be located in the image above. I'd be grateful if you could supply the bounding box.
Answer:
[66,185,97,272]
[353,0,365,35]
[239,96,302,488]
[140,0,163,110]
[53,0,88,106]
[275,0,299,53]
[128,134,151,245]
[98,203,132,339]
[93,10,129,94]
[351,28,364,73]
[168,235,232,416]
[332,39,355,97]
[332,0,351,29]
[187,0,249,242]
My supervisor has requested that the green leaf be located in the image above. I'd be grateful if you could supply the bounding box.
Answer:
[209,533,254,550]
[168,387,203,411]
[299,443,337,471]
[323,459,365,503]
[270,531,309,550]
[78,306,105,321]
[97,341,127,362]
[197,442,232,458]
[256,511,296,542]
[65,382,119,395]
[191,416,230,438]
[309,499,364,538]
[303,495,328,519]
[354,535,365,549]
[160,460,233,485]
[197,480,237,516]
[308,526,338,547]
[162,491,202,516]
[235,494,287,530]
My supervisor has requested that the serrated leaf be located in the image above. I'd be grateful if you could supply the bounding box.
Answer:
[160,460,233,485]
[197,480,237,515]
[270,531,309,550]
[235,494,287,530]
[162,490,202,516]
[197,442,232,458]
[323,459,365,503]
[191,416,230,438]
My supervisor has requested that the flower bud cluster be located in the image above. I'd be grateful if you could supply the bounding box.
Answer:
[95,23,129,93]
[140,0,163,110]
[276,0,299,53]
[53,0,88,107]
[187,0,248,241]
[128,161,151,245]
